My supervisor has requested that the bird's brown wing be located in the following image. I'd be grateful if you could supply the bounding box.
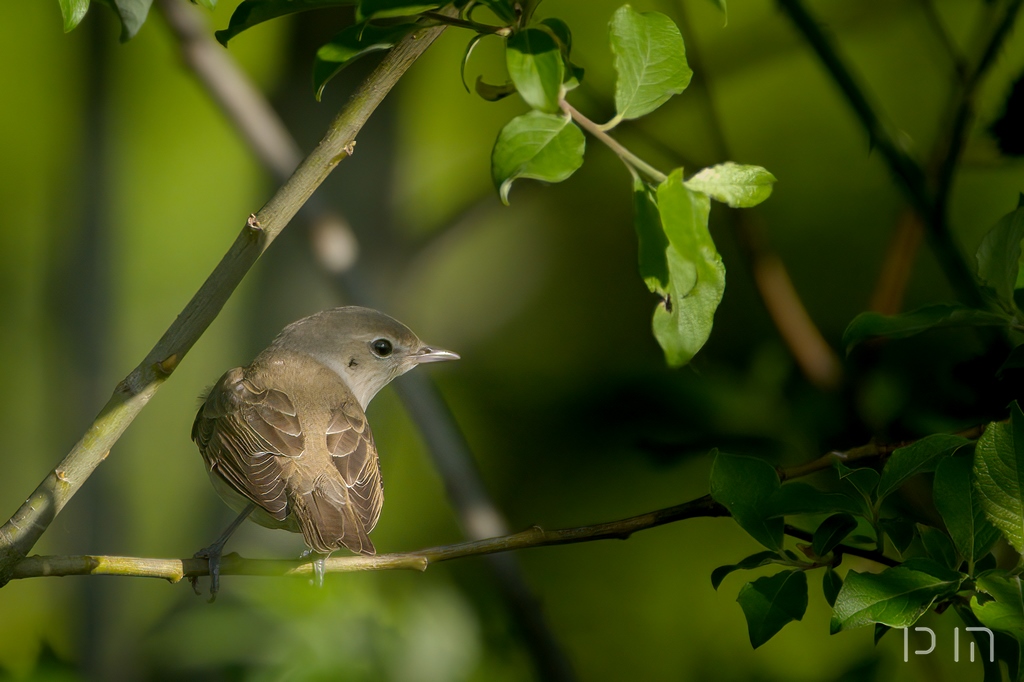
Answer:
[295,400,383,555]
[192,367,304,522]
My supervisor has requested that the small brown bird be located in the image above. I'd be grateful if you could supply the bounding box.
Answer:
[191,306,458,596]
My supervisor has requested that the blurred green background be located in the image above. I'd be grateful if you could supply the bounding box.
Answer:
[1,0,1023,680]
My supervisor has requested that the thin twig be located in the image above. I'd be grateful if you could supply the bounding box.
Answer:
[783,526,898,567]
[11,494,897,580]
[561,100,668,183]
[0,13,450,588]
[15,420,991,582]
[778,423,987,481]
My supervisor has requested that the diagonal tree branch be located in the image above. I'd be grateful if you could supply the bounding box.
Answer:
[153,2,576,678]
[0,15,451,588]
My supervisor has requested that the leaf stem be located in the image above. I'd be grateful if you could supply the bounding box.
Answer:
[561,100,668,184]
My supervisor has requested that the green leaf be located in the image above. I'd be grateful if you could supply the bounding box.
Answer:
[879,518,917,555]
[538,18,584,91]
[973,574,1024,648]
[934,454,1000,569]
[474,77,516,102]
[977,204,1024,312]
[632,178,670,295]
[874,623,891,645]
[956,601,1014,682]
[683,163,776,208]
[59,0,90,32]
[877,433,973,502]
[608,4,692,124]
[736,570,808,648]
[109,0,155,41]
[652,170,725,367]
[974,404,1024,553]
[843,304,1012,354]
[831,562,963,632]
[919,525,959,571]
[357,0,440,20]
[764,483,865,518]
[216,0,356,46]
[813,513,858,556]
[460,33,485,93]
[709,451,783,551]
[823,567,843,607]
[490,111,584,205]
[505,28,564,113]
[711,550,780,590]
[193,0,216,10]
[313,22,418,101]
[834,461,880,498]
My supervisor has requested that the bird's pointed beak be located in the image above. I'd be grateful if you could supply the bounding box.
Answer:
[413,345,460,363]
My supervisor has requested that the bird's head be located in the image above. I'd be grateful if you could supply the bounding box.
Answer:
[270,306,459,409]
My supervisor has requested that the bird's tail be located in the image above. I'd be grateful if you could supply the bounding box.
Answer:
[291,475,376,555]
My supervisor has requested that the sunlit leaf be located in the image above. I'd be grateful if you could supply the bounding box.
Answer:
[216,0,356,46]
[651,170,724,367]
[506,28,564,113]
[843,304,1012,355]
[193,0,216,10]
[59,0,90,32]
[973,573,1024,646]
[684,163,776,208]
[831,560,962,632]
[313,22,418,100]
[710,451,783,550]
[475,77,516,101]
[736,570,808,648]
[109,0,155,41]
[608,4,692,124]
[491,111,584,205]
[974,403,1024,553]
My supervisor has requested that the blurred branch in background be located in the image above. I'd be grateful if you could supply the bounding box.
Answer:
[0,10,449,587]
[674,0,843,391]
[777,0,1023,311]
[872,0,1023,312]
[154,1,576,679]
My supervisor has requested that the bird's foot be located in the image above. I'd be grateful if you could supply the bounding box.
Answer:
[299,549,330,588]
[191,544,225,602]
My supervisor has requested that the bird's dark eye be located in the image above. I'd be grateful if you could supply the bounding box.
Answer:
[371,338,393,358]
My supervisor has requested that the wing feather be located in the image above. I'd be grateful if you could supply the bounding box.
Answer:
[192,368,303,522]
